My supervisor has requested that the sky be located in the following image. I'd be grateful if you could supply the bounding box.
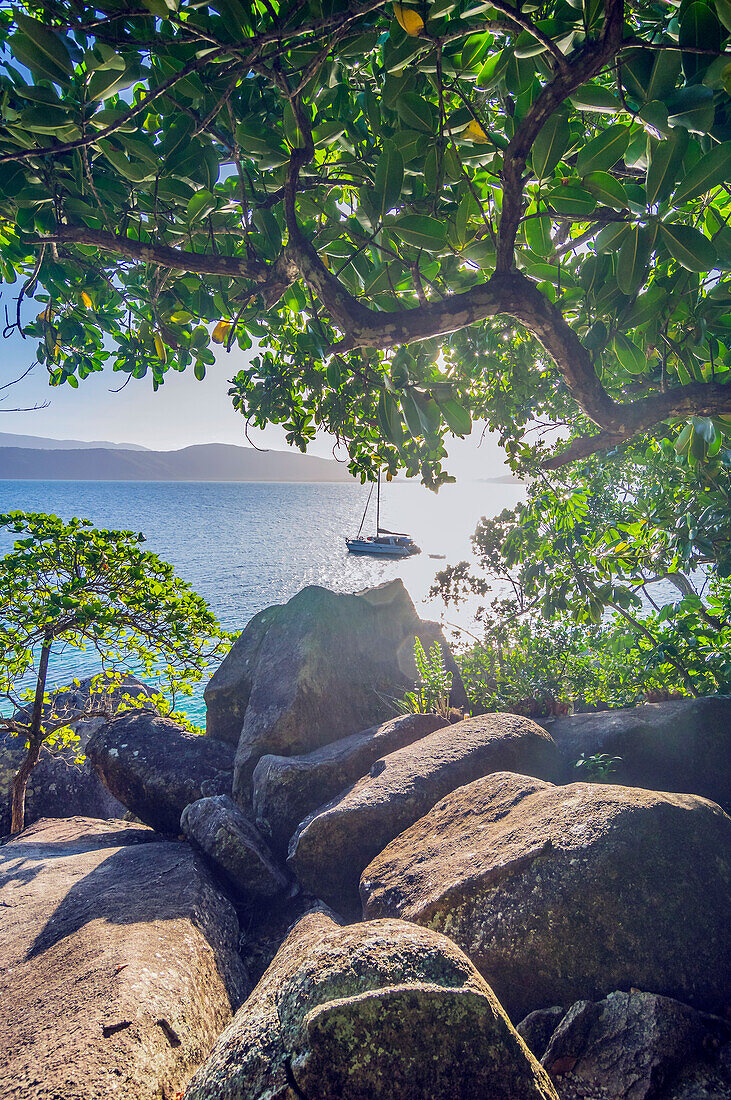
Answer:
[1,325,513,481]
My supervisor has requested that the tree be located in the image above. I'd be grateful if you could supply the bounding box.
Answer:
[0,511,231,833]
[433,437,731,697]
[0,0,729,484]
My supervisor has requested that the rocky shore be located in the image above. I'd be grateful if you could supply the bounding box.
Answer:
[1,579,729,1099]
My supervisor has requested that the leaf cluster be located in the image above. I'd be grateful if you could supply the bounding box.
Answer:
[0,510,232,735]
[1,0,729,482]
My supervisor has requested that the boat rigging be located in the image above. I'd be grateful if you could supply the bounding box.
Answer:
[345,473,421,558]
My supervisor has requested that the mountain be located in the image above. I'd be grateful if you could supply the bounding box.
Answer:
[0,442,352,482]
[0,432,148,451]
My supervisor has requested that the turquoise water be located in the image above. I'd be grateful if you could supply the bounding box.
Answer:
[0,479,523,725]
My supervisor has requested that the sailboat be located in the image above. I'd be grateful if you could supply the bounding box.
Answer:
[345,472,421,558]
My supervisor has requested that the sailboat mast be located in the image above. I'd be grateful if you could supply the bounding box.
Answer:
[376,471,381,533]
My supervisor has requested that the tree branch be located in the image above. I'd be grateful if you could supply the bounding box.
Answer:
[542,382,731,467]
[497,0,626,270]
[37,224,267,280]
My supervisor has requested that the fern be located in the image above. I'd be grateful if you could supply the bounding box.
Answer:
[397,636,453,719]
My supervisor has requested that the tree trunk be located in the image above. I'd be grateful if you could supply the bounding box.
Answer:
[10,738,42,834]
[10,632,52,834]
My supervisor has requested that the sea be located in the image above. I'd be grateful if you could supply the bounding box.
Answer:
[0,478,523,726]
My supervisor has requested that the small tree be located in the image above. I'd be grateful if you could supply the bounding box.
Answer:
[0,511,231,833]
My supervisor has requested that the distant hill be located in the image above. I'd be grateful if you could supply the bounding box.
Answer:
[0,431,148,451]
[0,442,352,482]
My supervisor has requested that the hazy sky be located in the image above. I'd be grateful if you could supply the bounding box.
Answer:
[1,324,511,480]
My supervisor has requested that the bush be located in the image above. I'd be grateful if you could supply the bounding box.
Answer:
[454,615,704,719]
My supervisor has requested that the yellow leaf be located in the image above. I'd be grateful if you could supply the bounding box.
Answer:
[463,119,491,144]
[393,3,424,35]
[212,319,232,344]
[37,305,54,322]
[80,291,93,308]
[153,332,167,362]
[386,471,393,481]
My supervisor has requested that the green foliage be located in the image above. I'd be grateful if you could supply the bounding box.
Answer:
[437,439,731,703]
[454,616,695,717]
[0,0,729,486]
[398,636,454,718]
[574,752,622,780]
[0,511,231,827]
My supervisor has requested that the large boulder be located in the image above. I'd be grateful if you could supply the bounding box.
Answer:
[203,580,468,802]
[539,991,714,1100]
[540,697,731,810]
[180,795,288,903]
[87,711,235,833]
[0,674,150,836]
[183,908,559,1100]
[361,773,731,1020]
[0,816,249,1100]
[288,714,558,912]
[253,713,447,853]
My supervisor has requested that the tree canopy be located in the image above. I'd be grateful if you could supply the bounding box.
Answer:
[1,0,730,482]
[434,440,731,696]
[0,510,230,830]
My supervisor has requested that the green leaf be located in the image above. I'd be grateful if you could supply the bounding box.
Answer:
[87,65,130,102]
[680,2,721,81]
[363,263,397,295]
[18,106,77,136]
[667,86,716,133]
[612,332,649,374]
[98,140,154,182]
[12,12,73,82]
[530,112,570,180]
[194,362,206,381]
[673,142,731,205]
[374,142,405,219]
[461,33,491,70]
[163,116,195,161]
[391,129,429,163]
[400,388,423,436]
[283,101,306,149]
[624,284,668,327]
[567,84,622,113]
[706,208,731,264]
[187,190,216,223]
[702,54,731,89]
[395,93,435,133]
[715,0,731,31]
[390,215,447,251]
[675,422,693,453]
[520,19,574,57]
[434,393,472,435]
[525,212,553,253]
[504,53,535,95]
[584,171,629,211]
[377,391,406,445]
[621,50,654,102]
[645,129,689,207]
[576,125,631,176]
[474,49,510,89]
[659,222,718,270]
[547,183,597,217]
[594,222,630,253]
[645,49,682,102]
[313,121,348,147]
[617,226,651,295]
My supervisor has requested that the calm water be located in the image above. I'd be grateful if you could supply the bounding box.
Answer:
[0,479,523,724]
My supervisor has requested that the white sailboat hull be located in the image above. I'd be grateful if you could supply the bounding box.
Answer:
[346,474,421,557]
[345,537,419,558]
